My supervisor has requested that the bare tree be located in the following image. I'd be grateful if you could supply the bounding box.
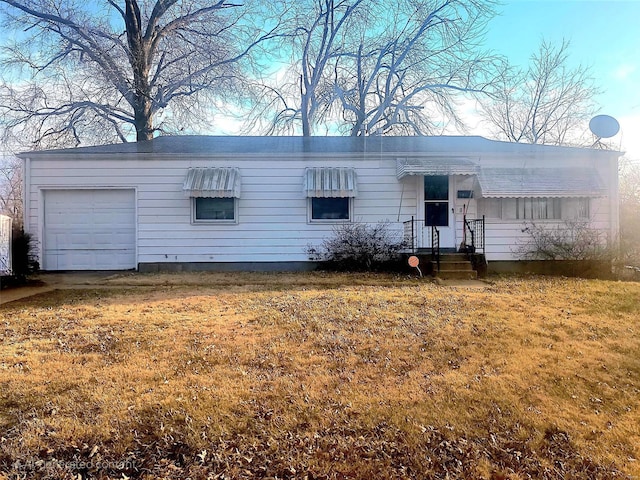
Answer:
[0,156,22,229]
[333,0,499,136]
[0,0,280,147]
[249,0,368,136]
[480,39,599,145]
[255,0,498,136]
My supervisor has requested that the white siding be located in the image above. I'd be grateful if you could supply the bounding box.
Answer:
[27,155,417,266]
[24,145,618,267]
[478,195,614,261]
[470,152,617,261]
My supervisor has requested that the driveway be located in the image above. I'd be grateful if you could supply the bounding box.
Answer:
[0,271,121,305]
[1,271,489,305]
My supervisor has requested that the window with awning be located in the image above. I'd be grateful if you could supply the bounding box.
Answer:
[183,167,241,198]
[481,197,591,221]
[303,167,357,198]
[303,167,357,221]
[184,167,241,223]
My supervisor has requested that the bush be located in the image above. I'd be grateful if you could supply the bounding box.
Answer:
[514,220,615,277]
[515,220,609,261]
[11,228,39,281]
[307,221,407,271]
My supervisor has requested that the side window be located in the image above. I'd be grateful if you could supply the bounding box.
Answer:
[576,198,590,219]
[515,198,561,220]
[482,198,588,221]
[193,197,236,222]
[502,199,517,219]
[310,197,350,221]
[481,198,503,219]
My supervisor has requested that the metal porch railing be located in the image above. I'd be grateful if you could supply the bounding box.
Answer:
[462,215,485,254]
[431,224,440,272]
[402,216,440,270]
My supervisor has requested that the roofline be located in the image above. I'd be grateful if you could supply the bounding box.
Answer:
[16,135,624,158]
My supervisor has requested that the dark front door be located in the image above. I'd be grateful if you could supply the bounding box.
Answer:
[422,175,454,247]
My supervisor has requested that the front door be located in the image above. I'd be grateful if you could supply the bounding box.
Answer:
[421,175,455,248]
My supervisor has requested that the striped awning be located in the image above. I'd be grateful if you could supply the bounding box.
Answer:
[303,167,357,198]
[396,157,479,179]
[478,168,606,198]
[183,167,241,198]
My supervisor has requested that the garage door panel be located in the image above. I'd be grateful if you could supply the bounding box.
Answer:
[70,233,94,249]
[93,233,115,247]
[44,189,136,270]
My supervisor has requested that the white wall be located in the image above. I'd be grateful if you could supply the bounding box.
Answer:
[26,154,417,265]
[474,152,617,261]
[24,146,619,266]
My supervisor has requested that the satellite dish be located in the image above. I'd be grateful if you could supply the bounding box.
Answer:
[589,115,620,139]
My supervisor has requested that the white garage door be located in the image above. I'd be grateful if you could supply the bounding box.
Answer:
[44,189,136,270]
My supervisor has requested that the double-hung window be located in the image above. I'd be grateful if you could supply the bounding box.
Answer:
[304,167,357,222]
[183,167,240,224]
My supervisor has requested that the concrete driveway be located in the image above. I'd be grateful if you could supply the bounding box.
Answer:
[0,271,121,305]
[1,270,489,306]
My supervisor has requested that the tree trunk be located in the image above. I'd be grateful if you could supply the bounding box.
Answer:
[301,87,311,137]
[126,0,154,142]
[134,99,153,141]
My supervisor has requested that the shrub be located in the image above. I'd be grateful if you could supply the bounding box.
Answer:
[515,220,610,261]
[307,221,407,271]
[11,228,39,281]
[514,220,615,277]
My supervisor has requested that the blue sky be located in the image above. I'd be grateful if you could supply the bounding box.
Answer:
[482,0,640,160]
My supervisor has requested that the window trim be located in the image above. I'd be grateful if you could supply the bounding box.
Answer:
[191,196,238,225]
[308,197,353,223]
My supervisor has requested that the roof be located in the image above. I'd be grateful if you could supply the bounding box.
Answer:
[478,168,607,198]
[17,135,622,158]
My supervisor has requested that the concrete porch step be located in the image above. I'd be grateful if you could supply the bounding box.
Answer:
[435,269,478,280]
[437,261,474,271]
[438,253,469,261]
[431,252,477,279]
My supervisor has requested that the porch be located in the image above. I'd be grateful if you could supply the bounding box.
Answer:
[402,216,487,279]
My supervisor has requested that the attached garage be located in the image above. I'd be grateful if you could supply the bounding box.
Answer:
[43,189,136,270]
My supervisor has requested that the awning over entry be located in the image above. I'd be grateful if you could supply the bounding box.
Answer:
[478,168,606,198]
[303,167,358,197]
[396,157,479,179]
[183,167,241,198]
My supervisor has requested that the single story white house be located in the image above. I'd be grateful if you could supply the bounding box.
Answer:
[18,136,620,273]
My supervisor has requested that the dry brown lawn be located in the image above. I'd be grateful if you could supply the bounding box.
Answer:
[1,272,639,479]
